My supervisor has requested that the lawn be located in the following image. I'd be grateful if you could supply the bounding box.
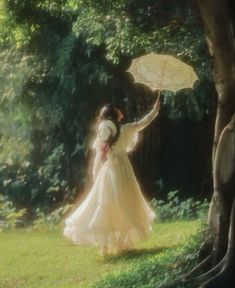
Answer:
[0,221,200,288]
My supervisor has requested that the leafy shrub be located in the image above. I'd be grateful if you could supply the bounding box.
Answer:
[151,190,209,221]
[32,204,73,230]
[0,193,73,230]
[0,193,27,230]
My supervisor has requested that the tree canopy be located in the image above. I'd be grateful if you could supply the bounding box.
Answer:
[0,0,216,208]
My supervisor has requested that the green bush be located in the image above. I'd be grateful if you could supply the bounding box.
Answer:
[31,203,73,230]
[0,193,73,230]
[151,190,209,221]
[0,193,27,230]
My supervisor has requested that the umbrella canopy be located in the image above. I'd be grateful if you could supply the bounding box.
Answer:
[127,53,198,93]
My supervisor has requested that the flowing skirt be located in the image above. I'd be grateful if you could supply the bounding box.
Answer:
[64,154,155,249]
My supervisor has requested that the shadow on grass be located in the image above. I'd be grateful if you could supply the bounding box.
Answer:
[102,246,167,263]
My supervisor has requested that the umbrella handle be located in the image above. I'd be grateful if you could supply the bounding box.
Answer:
[156,90,161,101]
[155,89,161,103]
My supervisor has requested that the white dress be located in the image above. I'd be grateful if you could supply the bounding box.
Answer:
[64,105,159,249]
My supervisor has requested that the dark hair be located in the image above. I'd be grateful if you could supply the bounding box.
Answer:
[98,104,120,147]
[99,104,118,122]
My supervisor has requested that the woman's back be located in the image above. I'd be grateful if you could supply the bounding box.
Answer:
[64,99,160,255]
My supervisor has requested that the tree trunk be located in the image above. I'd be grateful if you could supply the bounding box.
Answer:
[160,117,235,288]
[189,0,235,286]
[159,0,235,287]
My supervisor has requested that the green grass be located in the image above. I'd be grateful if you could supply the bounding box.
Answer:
[0,221,200,288]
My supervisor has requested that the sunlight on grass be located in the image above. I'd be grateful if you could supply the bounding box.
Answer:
[0,221,200,288]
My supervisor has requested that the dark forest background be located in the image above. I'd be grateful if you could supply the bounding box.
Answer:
[0,0,216,213]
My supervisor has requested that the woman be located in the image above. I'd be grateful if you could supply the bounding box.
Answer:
[64,97,161,255]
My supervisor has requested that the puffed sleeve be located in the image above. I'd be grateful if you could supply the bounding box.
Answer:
[92,120,117,181]
[92,120,116,150]
[98,121,113,141]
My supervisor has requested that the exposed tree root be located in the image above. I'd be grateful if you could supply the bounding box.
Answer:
[201,199,235,288]
[158,251,215,288]
[159,199,235,288]
[199,247,234,288]
[193,256,225,284]
[199,268,235,288]
[184,254,212,278]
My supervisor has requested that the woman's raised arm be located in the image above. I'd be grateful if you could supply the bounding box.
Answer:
[130,95,161,132]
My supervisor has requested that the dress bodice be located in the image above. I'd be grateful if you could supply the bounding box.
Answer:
[93,105,159,152]
[92,105,159,180]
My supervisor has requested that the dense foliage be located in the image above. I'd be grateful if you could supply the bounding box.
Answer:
[152,190,208,221]
[0,0,215,212]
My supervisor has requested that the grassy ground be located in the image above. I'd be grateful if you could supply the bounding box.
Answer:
[0,220,200,288]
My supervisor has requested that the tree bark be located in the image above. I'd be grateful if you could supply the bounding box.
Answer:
[191,0,235,285]
[197,0,235,231]
[160,1,235,287]
[192,0,235,286]
[160,116,235,288]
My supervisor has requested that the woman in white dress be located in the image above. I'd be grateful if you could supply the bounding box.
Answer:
[64,97,161,255]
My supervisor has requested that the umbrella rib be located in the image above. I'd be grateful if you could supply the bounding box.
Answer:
[158,59,168,100]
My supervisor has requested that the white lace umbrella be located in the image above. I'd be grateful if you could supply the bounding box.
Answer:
[127,53,198,97]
